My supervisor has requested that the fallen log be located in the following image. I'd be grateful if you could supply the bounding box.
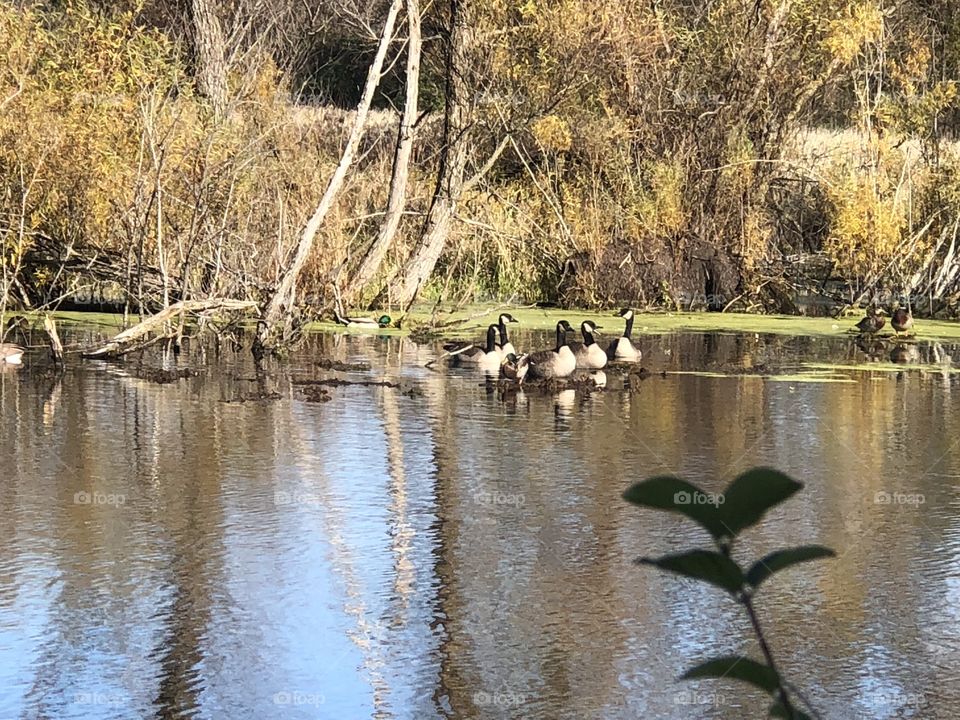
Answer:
[83,299,258,358]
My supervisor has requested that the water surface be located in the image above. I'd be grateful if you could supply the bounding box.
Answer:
[2,328,960,719]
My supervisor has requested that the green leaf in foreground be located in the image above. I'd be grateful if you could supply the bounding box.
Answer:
[639,550,745,594]
[719,468,803,537]
[623,476,727,539]
[681,655,780,693]
[746,545,836,590]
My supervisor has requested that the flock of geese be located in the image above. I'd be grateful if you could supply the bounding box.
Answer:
[443,308,642,384]
[0,305,917,372]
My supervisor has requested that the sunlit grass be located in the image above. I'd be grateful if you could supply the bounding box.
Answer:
[15,304,960,346]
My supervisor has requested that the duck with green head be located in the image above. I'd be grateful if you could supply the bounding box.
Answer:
[335,311,392,329]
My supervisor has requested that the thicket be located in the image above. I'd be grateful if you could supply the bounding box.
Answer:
[3,0,960,323]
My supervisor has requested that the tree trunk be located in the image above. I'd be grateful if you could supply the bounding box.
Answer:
[252,0,404,360]
[389,0,472,309]
[345,0,422,305]
[191,0,229,120]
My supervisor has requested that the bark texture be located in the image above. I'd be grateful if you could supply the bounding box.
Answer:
[346,0,422,305]
[390,0,472,309]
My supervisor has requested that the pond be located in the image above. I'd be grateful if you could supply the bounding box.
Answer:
[2,326,960,719]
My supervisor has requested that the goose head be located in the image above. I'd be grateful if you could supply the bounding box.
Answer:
[554,320,573,349]
[581,320,601,341]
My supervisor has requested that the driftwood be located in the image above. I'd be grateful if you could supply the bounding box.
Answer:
[83,299,258,358]
[43,315,64,365]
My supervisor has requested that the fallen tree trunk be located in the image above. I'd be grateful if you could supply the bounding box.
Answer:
[83,298,258,358]
[252,0,404,360]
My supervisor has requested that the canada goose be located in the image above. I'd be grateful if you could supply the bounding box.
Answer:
[0,343,25,365]
[891,307,913,336]
[855,307,886,335]
[500,352,529,384]
[495,313,519,358]
[568,321,607,369]
[449,324,502,372]
[607,308,642,362]
[334,311,392,328]
[526,320,576,380]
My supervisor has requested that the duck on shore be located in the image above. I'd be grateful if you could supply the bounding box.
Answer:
[855,307,886,335]
[891,306,914,336]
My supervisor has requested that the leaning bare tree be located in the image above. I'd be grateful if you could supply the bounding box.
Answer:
[251,0,404,360]
[345,0,422,304]
[387,0,473,309]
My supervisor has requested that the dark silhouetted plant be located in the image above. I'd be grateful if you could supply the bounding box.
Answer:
[623,467,834,720]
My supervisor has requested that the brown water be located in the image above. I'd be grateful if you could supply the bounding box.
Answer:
[2,328,960,719]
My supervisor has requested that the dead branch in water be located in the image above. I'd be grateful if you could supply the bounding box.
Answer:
[43,314,64,366]
[83,298,258,358]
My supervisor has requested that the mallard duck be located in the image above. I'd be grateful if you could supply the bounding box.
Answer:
[855,307,886,335]
[0,343,25,365]
[449,324,502,372]
[495,313,519,358]
[607,308,641,362]
[334,311,392,328]
[500,352,529,384]
[568,321,607,369]
[891,307,913,336]
[527,320,576,380]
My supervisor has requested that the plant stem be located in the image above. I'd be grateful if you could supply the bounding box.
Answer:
[743,595,797,719]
